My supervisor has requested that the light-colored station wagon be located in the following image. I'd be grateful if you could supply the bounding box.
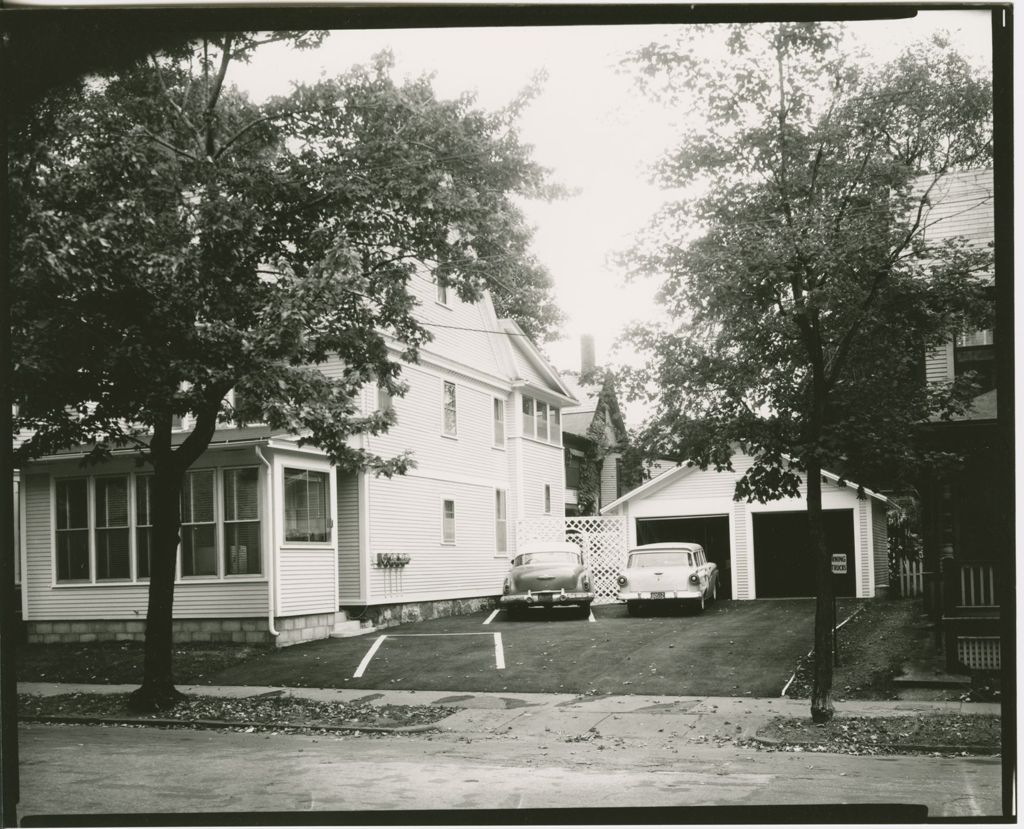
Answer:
[616,542,719,616]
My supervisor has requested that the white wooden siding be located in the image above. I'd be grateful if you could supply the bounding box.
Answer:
[872,500,889,588]
[367,362,510,483]
[336,471,362,604]
[733,501,751,599]
[858,498,872,598]
[518,438,564,519]
[508,336,552,388]
[367,474,508,601]
[600,452,621,510]
[925,343,954,384]
[277,548,337,615]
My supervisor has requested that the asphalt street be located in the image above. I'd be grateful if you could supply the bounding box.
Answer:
[17,718,1002,820]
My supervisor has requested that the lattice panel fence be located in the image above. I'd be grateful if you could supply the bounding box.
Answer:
[516,516,628,604]
[956,636,1001,671]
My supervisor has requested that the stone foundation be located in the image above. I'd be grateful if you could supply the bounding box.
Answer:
[26,611,341,648]
[349,595,497,629]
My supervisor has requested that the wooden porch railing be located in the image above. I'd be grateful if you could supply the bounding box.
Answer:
[955,561,999,609]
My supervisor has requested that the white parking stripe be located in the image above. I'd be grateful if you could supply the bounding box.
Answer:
[493,632,505,670]
[482,609,500,625]
[353,635,387,678]
[588,609,596,622]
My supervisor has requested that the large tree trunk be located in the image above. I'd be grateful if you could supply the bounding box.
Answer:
[808,459,835,723]
[127,458,187,712]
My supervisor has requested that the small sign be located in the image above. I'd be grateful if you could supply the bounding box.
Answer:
[831,553,848,575]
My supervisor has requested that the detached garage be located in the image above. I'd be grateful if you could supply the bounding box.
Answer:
[600,450,891,600]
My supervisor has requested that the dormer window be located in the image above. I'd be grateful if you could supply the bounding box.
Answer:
[436,278,449,305]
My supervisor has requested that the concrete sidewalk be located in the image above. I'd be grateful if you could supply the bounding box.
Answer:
[17,681,1000,743]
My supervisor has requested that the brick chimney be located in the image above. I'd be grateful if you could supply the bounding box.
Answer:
[581,334,596,375]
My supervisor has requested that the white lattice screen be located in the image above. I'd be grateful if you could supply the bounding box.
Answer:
[516,516,628,604]
[956,636,1001,671]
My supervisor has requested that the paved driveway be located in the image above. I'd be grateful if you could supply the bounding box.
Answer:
[204,599,860,697]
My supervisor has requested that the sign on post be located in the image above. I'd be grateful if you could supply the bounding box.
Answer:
[831,553,848,575]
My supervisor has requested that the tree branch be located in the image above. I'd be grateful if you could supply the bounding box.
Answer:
[214,115,275,161]
[204,36,234,158]
[141,128,198,162]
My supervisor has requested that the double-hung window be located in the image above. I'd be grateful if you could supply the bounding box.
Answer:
[436,279,449,305]
[544,484,552,515]
[181,470,217,577]
[55,479,90,581]
[442,499,456,544]
[224,467,261,574]
[549,407,561,445]
[284,468,330,543]
[493,398,505,447]
[536,401,549,441]
[442,381,458,436]
[135,476,153,579]
[94,476,130,580]
[495,490,507,552]
[521,396,535,436]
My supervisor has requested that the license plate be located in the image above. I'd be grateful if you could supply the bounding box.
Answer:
[651,591,665,600]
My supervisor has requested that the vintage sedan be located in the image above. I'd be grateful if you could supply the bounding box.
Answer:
[500,541,594,618]
[616,542,718,615]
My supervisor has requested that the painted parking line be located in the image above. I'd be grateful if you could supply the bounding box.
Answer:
[482,609,500,625]
[588,609,596,622]
[353,632,504,678]
[353,635,387,678]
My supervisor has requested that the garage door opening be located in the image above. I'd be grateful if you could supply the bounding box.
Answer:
[636,515,732,599]
[752,510,855,598]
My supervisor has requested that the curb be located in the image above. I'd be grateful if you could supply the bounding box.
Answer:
[750,733,999,755]
[17,714,442,734]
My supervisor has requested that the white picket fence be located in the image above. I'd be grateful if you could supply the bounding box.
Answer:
[898,557,925,598]
[516,516,628,605]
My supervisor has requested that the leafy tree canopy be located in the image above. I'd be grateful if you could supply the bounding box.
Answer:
[622,24,993,498]
[11,35,565,472]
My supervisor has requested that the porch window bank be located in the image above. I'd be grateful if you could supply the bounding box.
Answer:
[54,467,263,584]
[283,468,330,543]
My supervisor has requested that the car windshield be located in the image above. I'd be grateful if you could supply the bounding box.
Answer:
[628,551,693,568]
[515,551,581,566]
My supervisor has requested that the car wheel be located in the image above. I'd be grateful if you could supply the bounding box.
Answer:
[698,592,705,612]
[711,579,717,603]
[578,603,592,620]
[507,606,524,621]
[626,601,641,617]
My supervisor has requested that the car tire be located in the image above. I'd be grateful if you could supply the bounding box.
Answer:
[578,603,592,620]
[507,606,524,621]
[711,579,717,603]
[626,601,641,617]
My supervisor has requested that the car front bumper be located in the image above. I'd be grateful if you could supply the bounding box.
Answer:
[618,590,702,601]
[500,590,594,606]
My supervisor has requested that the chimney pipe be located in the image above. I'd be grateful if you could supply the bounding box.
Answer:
[581,335,596,376]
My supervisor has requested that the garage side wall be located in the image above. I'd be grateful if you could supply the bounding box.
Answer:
[872,500,890,590]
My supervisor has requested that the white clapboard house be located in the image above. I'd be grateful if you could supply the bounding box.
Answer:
[18,272,576,646]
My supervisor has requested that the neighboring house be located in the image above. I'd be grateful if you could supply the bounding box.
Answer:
[18,271,577,646]
[600,448,891,602]
[559,336,632,516]
[913,167,1005,673]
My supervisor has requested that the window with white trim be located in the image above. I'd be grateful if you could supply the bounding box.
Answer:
[442,498,456,544]
[180,470,217,577]
[521,396,534,436]
[436,279,449,305]
[442,381,458,436]
[135,475,153,579]
[493,398,505,447]
[549,407,561,445]
[544,484,551,514]
[495,490,507,552]
[95,476,130,580]
[55,479,89,581]
[283,468,330,543]
[377,384,393,414]
[54,468,263,584]
[224,467,261,574]
[536,401,549,441]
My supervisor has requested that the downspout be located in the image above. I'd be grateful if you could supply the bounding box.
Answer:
[255,446,279,638]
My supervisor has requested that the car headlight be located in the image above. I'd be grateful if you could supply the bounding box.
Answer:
[689,573,700,585]
[617,574,627,586]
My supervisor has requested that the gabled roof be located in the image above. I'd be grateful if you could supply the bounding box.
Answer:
[500,319,577,405]
[557,370,628,445]
[601,452,891,514]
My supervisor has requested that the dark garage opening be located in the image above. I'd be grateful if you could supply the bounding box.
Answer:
[636,515,732,599]
[752,509,856,598]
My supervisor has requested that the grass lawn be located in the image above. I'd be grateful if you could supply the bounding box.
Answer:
[785,597,948,701]
[16,640,273,685]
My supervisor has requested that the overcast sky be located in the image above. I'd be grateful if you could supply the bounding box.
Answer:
[231,10,993,419]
